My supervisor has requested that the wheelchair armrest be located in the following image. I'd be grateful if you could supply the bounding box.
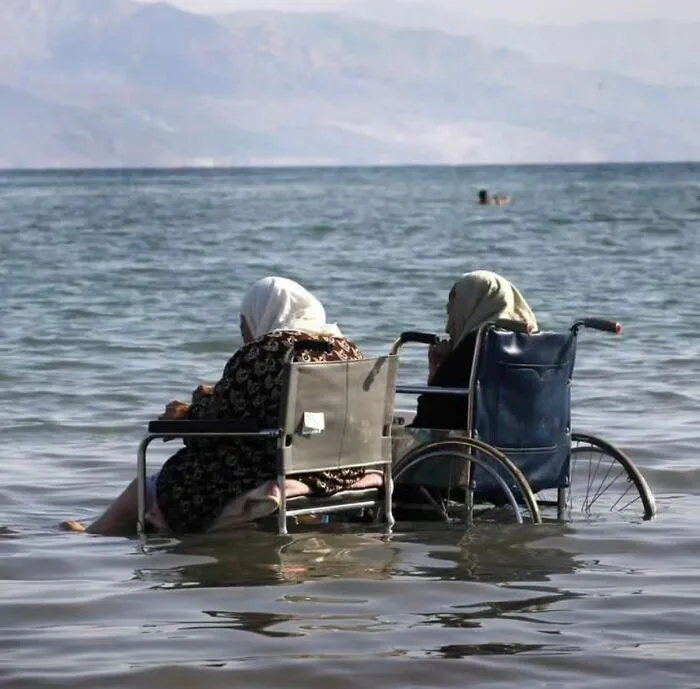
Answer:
[147,419,269,435]
[395,384,469,396]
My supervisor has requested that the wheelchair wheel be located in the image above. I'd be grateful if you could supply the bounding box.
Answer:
[566,432,656,520]
[391,438,542,525]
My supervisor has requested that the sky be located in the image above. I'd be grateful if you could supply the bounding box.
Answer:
[142,0,700,24]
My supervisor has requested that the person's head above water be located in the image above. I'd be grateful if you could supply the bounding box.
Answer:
[239,276,343,343]
[478,189,490,204]
[445,270,538,345]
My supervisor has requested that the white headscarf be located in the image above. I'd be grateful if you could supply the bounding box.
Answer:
[447,270,538,344]
[240,276,343,339]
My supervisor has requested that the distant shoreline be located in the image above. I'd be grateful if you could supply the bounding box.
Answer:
[1,160,698,174]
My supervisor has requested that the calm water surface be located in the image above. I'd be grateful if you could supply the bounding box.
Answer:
[1,164,700,687]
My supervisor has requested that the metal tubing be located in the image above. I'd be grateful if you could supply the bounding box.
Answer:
[136,435,156,538]
[384,462,395,529]
[277,474,288,535]
[557,486,567,520]
[395,385,469,396]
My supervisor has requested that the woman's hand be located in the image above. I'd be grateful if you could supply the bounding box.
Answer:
[160,400,191,420]
[428,339,452,381]
[192,384,214,404]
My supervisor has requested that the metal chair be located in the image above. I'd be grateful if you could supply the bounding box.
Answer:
[137,341,398,536]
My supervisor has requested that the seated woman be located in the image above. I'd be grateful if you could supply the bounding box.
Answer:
[410,270,538,431]
[62,276,365,536]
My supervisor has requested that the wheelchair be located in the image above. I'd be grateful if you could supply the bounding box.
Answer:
[137,340,399,537]
[388,318,657,525]
[136,319,656,539]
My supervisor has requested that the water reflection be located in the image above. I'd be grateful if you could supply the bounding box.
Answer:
[133,520,581,590]
[398,523,582,584]
[130,521,584,647]
[134,525,403,589]
[192,611,306,638]
[426,642,550,659]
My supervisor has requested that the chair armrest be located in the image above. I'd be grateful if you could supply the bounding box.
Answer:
[148,419,275,436]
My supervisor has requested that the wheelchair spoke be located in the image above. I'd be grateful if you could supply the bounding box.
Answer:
[583,450,609,504]
[580,459,623,511]
[615,494,642,512]
[569,436,652,518]
[586,465,626,509]
[589,470,629,509]
[419,486,450,522]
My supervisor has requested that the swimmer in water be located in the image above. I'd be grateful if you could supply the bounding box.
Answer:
[478,189,511,205]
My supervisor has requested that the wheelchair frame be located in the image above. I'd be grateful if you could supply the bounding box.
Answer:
[389,318,657,523]
[137,341,397,538]
[135,318,656,539]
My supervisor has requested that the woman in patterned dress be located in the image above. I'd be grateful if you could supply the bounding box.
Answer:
[62,277,364,536]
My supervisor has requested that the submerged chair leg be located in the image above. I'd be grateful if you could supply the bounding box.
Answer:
[557,486,567,520]
[277,474,288,536]
[464,459,474,527]
[465,481,474,527]
[384,464,395,529]
[136,435,155,539]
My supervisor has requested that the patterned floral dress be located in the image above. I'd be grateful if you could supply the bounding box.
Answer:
[155,330,365,533]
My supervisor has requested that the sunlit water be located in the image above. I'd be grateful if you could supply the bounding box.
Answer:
[2,164,700,687]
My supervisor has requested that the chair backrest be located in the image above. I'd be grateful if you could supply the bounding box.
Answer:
[469,326,577,494]
[278,355,399,475]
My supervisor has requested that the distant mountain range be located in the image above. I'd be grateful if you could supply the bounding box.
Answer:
[343,1,700,88]
[0,0,698,168]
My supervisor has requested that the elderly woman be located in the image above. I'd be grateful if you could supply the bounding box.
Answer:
[63,277,364,536]
[411,270,538,431]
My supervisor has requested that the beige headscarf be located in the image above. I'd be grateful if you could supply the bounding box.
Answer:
[240,276,343,339]
[446,270,538,344]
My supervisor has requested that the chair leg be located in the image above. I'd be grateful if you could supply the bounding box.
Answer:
[465,460,474,527]
[384,464,395,529]
[136,436,154,539]
[557,486,567,521]
[277,474,288,536]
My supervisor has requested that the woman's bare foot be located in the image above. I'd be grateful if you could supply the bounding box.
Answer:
[60,520,87,532]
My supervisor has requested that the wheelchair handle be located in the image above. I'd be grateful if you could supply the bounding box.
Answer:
[572,318,623,334]
[399,331,442,345]
[391,331,442,354]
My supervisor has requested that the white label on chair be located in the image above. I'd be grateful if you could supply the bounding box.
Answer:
[302,411,325,436]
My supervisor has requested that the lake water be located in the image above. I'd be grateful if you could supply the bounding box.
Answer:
[2,164,700,688]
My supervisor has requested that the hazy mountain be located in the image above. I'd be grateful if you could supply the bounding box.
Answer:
[343,1,700,88]
[0,0,698,167]
[467,19,700,89]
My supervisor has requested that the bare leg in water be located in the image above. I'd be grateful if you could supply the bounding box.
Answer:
[61,399,193,536]
[61,478,139,536]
